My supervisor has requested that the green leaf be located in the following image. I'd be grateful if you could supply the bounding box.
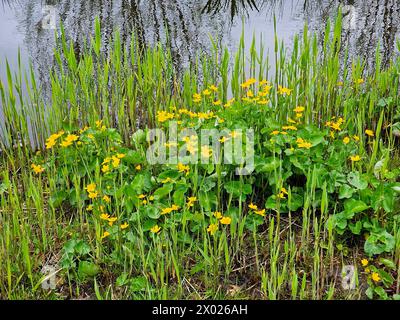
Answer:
[364,231,395,256]
[349,221,362,235]
[255,156,280,173]
[144,206,160,219]
[379,258,396,270]
[153,184,173,200]
[287,194,303,211]
[49,190,68,208]
[347,172,368,190]
[339,184,354,199]
[344,199,369,214]
[224,181,252,198]
[75,240,91,256]
[78,261,100,279]
[129,276,148,292]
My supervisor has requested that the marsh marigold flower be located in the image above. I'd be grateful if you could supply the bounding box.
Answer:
[31,164,45,174]
[101,231,110,239]
[350,155,361,162]
[214,211,223,219]
[249,203,258,210]
[220,217,232,225]
[207,223,218,235]
[85,183,96,193]
[371,272,381,282]
[255,209,266,217]
[365,129,374,137]
[361,259,369,267]
[343,137,350,144]
[294,106,305,113]
[120,222,129,230]
[150,225,161,234]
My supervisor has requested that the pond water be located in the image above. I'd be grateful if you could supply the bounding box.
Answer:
[1,0,400,89]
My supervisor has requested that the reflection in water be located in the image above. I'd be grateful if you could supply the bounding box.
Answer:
[1,0,400,89]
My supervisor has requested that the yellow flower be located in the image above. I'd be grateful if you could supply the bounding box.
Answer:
[135,164,142,171]
[60,134,79,147]
[209,85,218,92]
[86,205,93,211]
[229,130,239,138]
[207,223,218,235]
[220,217,232,225]
[31,164,45,174]
[60,140,73,148]
[214,211,223,219]
[356,78,364,85]
[85,183,97,193]
[162,177,173,184]
[116,153,126,159]
[161,207,173,215]
[282,126,297,131]
[103,195,111,203]
[258,99,269,105]
[171,204,180,211]
[157,110,174,123]
[187,196,197,207]
[219,136,228,143]
[255,209,266,217]
[365,129,374,137]
[246,90,254,98]
[202,89,211,96]
[102,164,110,173]
[249,203,258,210]
[212,100,222,106]
[45,138,57,149]
[343,136,350,144]
[101,231,110,239]
[271,130,280,136]
[277,85,293,96]
[120,222,129,230]
[112,156,121,168]
[100,213,110,220]
[350,155,361,162]
[150,225,161,234]
[201,145,212,158]
[138,194,146,199]
[371,272,381,282]
[296,138,312,149]
[361,259,369,267]
[353,135,360,142]
[177,163,190,175]
[294,106,305,113]
[107,216,118,226]
[88,191,98,199]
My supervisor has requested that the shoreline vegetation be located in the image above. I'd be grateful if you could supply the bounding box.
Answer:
[0,12,399,300]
